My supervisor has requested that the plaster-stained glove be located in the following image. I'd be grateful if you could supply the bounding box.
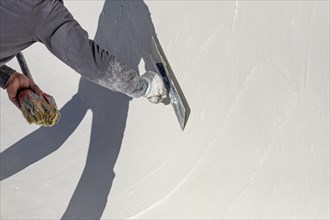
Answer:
[18,89,61,127]
[141,71,167,104]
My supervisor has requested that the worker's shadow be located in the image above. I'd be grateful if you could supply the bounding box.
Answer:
[0,1,157,219]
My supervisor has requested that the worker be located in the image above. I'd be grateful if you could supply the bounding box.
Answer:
[0,0,166,118]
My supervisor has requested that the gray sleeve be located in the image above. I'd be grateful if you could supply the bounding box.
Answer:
[35,0,147,98]
[0,65,16,89]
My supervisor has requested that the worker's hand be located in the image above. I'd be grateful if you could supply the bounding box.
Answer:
[141,71,167,104]
[5,72,43,108]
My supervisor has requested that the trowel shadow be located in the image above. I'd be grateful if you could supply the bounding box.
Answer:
[1,0,158,219]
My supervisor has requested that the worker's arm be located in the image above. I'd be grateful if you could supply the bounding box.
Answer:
[35,0,149,98]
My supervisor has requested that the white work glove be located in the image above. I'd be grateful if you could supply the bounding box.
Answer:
[141,71,167,104]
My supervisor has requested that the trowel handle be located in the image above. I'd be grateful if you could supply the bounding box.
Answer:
[155,62,171,92]
[16,52,34,80]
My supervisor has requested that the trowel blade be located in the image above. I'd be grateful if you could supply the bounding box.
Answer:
[150,37,187,130]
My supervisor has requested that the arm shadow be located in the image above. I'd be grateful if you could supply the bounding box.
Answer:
[0,94,88,181]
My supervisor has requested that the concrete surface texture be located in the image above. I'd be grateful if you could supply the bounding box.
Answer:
[1,0,329,219]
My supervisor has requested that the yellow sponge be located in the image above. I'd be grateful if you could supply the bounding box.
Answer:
[18,89,60,127]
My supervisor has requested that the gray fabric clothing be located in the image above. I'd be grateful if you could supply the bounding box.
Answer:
[0,0,148,97]
[0,65,16,88]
